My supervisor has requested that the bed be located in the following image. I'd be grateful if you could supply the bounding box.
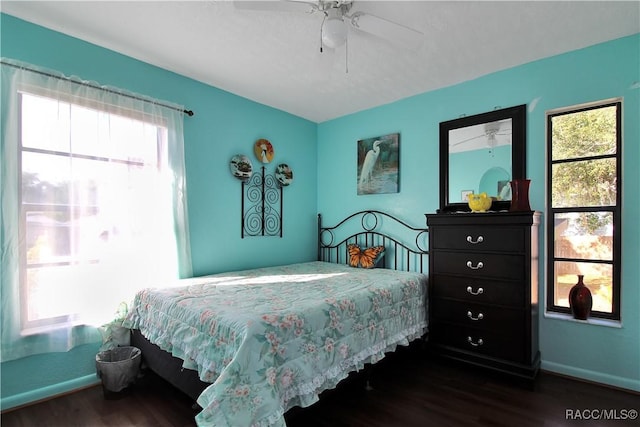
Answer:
[124,210,429,427]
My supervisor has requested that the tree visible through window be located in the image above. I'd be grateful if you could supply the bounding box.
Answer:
[546,100,621,320]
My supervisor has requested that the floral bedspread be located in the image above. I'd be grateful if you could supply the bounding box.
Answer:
[123,261,428,427]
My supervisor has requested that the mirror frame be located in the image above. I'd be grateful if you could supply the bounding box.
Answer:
[439,104,527,213]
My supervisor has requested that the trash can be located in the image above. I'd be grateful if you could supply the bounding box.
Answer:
[96,346,141,396]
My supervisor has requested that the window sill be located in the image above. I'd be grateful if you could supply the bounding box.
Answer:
[21,320,86,336]
[544,311,622,328]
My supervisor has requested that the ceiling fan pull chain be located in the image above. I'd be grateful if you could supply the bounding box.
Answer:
[345,37,349,73]
[320,13,327,53]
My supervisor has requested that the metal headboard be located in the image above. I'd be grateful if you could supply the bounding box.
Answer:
[317,210,429,273]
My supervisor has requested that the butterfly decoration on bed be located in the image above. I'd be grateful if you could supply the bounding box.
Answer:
[347,244,385,269]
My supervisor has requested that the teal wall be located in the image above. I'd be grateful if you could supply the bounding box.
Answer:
[1,12,638,412]
[449,144,511,201]
[0,14,318,410]
[318,34,640,392]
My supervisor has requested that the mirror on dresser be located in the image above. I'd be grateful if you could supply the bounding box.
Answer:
[439,105,527,213]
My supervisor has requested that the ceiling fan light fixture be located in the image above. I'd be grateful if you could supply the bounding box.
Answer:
[321,10,348,49]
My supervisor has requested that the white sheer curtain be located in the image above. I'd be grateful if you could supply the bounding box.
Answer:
[1,58,192,362]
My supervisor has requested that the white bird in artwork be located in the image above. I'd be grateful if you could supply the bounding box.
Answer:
[359,140,382,187]
[260,144,268,163]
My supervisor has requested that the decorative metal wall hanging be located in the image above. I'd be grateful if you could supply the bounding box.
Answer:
[241,166,282,238]
[234,139,293,238]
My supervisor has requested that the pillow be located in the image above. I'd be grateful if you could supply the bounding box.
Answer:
[346,243,385,269]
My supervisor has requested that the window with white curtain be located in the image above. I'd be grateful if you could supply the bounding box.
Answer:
[1,59,191,361]
[21,91,172,331]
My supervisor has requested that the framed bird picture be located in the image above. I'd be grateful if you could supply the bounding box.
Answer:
[356,133,399,195]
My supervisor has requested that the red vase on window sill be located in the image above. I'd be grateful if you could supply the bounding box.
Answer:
[569,274,593,320]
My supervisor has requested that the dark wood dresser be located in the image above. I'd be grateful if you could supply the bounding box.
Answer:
[425,211,540,380]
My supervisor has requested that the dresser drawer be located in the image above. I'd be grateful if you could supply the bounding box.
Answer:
[431,299,524,331]
[430,226,524,252]
[431,274,524,306]
[432,252,524,281]
[431,322,526,363]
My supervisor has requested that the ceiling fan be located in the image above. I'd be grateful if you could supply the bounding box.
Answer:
[451,120,513,152]
[234,1,424,51]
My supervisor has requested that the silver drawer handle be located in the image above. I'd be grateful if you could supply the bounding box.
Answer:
[467,337,484,347]
[467,311,484,321]
[466,235,484,244]
[466,286,484,295]
[466,261,484,270]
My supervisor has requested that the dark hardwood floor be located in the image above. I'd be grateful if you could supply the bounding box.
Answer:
[3,344,638,427]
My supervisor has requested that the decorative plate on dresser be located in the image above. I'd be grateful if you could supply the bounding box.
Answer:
[425,211,540,381]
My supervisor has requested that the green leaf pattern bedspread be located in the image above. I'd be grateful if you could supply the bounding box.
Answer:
[123,261,428,426]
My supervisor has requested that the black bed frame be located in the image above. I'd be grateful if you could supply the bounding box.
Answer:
[318,210,429,273]
[132,210,429,402]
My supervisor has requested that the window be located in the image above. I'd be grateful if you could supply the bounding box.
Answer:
[1,60,190,362]
[546,100,621,320]
[19,91,179,332]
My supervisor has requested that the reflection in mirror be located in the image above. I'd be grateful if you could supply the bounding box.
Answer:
[479,167,511,199]
[439,104,526,213]
[448,118,513,203]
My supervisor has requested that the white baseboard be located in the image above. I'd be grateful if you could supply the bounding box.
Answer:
[0,374,101,412]
[541,360,640,393]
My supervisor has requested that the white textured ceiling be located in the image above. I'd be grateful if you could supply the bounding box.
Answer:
[2,1,639,123]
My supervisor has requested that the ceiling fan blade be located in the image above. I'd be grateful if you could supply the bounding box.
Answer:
[452,135,486,146]
[233,0,318,13]
[348,11,424,50]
